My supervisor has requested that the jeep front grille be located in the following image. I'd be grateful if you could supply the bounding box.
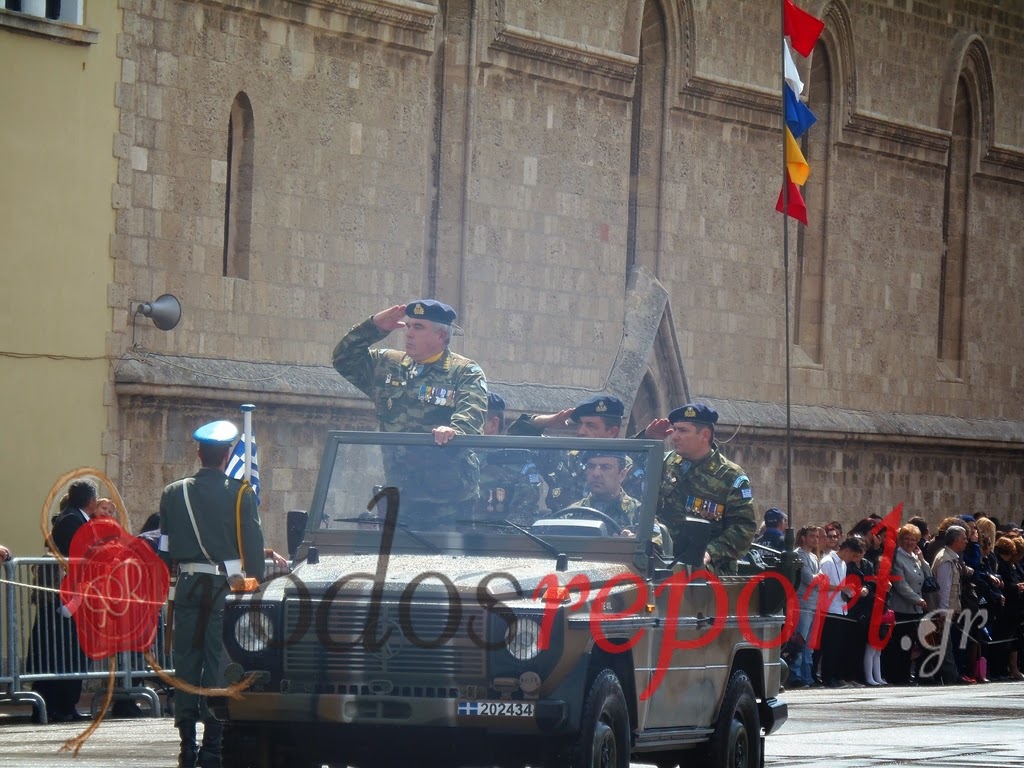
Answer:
[283,598,486,681]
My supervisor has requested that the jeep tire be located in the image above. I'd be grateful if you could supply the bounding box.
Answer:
[568,669,631,768]
[698,669,761,768]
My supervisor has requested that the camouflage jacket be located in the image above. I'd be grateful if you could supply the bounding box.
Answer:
[475,450,542,526]
[569,492,641,531]
[657,444,756,573]
[332,317,487,434]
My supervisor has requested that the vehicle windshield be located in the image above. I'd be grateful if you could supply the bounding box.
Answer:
[307,432,663,548]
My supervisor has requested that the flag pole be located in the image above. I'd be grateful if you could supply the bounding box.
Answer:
[781,2,795,540]
[241,403,255,484]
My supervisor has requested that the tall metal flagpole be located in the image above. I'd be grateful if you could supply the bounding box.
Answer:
[781,2,795,546]
[241,403,255,483]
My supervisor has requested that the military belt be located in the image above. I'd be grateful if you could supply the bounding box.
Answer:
[178,562,222,576]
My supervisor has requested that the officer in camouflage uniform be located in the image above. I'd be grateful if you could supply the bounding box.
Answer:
[656,403,756,574]
[159,421,266,768]
[475,392,542,525]
[568,449,641,533]
[332,300,488,527]
[507,394,636,509]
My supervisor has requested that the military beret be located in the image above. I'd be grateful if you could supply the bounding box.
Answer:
[579,449,629,468]
[570,394,624,422]
[668,403,719,425]
[192,420,239,445]
[487,392,505,413]
[764,507,787,525]
[406,299,457,325]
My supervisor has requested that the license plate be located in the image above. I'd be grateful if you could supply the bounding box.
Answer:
[457,700,535,717]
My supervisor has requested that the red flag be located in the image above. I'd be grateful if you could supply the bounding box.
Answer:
[784,0,825,57]
[775,172,808,225]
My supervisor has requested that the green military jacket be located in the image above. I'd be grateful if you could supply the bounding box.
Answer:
[159,468,266,581]
[332,317,487,435]
[569,492,641,531]
[475,450,542,526]
[657,444,756,574]
[505,415,586,508]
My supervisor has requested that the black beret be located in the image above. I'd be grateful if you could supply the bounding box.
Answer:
[570,394,624,422]
[406,299,457,325]
[668,403,719,425]
[487,392,505,412]
[764,507,786,525]
[580,449,629,468]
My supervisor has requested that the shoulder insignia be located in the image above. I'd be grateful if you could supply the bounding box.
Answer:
[732,474,750,488]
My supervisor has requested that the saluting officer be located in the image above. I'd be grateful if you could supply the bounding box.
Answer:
[332,299,488,442]
[657,404,756,574]
[507,394,644,507]
[159,421,266,768]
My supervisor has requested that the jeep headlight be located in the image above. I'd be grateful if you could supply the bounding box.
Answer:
[505,616,542,661]
[234,609,275,654]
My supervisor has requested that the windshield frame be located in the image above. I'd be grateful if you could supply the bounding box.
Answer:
[304,431,665,562]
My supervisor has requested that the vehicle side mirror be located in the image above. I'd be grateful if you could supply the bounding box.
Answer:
[286,510,308,559]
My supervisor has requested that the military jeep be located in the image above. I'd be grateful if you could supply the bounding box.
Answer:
[214,431,787,768]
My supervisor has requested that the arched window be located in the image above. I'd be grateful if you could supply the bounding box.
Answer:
[937,77,971,378]
[223,92,255,279]
[794,42,832,364]
[626,0,667,282]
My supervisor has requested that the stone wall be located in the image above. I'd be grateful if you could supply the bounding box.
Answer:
[107,0,1024,549]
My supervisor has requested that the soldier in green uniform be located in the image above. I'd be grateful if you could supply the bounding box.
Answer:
[476,392,542,526]
[568,449,641,534]
[159,420,266,768]
[507,394,630,509]
[332,300,488,527]
[657,403,756,574]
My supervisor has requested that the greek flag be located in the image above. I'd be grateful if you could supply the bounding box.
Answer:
[226,433,260,504]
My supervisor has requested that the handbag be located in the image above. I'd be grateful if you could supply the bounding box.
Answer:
[921,576,940,594]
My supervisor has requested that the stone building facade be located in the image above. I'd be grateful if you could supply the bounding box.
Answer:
[107,0,1024,548]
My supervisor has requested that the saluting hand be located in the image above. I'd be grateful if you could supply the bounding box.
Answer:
[644,418,672,440]
[372,305,408,332]
[530,408,576,430]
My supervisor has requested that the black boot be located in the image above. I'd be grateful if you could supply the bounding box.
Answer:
[197,719,223,768]
[177,720,198,768]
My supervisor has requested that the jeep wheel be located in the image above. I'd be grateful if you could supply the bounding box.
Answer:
[569,669,630,768]
[698,670,761,768]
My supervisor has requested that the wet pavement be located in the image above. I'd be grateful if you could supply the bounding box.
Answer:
[1,681,1022,766]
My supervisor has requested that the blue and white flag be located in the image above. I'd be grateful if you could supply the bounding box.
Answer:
[226,433,260,504]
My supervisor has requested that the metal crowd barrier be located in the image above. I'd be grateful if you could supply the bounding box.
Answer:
[1,556,174,723]
[1,556,283,724]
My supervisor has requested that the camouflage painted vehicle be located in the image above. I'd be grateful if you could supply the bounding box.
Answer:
[213,431,788,768]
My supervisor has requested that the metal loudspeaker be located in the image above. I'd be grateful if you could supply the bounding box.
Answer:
[132,294,182,331]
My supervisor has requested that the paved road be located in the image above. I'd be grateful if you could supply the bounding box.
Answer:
[1,682,1023,766]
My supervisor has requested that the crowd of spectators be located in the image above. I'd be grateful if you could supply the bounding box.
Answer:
[776,510,1024,689]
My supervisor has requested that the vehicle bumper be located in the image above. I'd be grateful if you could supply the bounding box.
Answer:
[759,697,788,736]
[209,692,566,732]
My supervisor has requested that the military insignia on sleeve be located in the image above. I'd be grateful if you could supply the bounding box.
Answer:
[741,488,753,499]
